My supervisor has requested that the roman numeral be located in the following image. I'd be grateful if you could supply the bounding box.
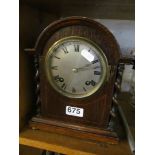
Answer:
[50,54,60,59]
[54,75,64,82]
[62,47,68,54]
[83,87,87,92]
[92,59,99,64]
[72,87,76,93]
[94,71,101,75]
[94,66,100,69]
[54,55,60,59]
[61,83,67,89]
[74,44,79,52]
[51,66,58,70]
[85,80,96,86]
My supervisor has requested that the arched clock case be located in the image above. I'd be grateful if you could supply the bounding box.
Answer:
[25,17,131,144]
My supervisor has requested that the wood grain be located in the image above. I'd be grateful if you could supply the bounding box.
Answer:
[19,5,40,130]
[21,0,135,20]
[29,17,121,142]
[20,145,43,155]
[19,4,59,130]
[30,118,118,144]
[20,128,132,155]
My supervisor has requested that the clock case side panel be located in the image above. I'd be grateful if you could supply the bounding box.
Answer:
[29,17,121,143]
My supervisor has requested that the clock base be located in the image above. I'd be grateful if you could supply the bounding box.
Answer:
[29,116,119,144]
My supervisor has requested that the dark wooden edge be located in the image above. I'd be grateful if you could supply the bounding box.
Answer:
[34,16,121,61]
[24,17,121,65]
[34,16,117,47]
[31,116,116,136]
[119,55,135,66]
[24,48,36,55]
[29,116,119,144]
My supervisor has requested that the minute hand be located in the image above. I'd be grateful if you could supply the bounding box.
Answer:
[77,64,92,69]
[76,66,100,72]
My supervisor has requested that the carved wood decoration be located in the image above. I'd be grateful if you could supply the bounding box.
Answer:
[27,17,122,144]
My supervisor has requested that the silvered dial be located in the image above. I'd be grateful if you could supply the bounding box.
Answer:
[45,37,108,98]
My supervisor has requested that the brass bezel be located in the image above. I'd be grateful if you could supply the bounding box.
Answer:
[45,36,109,99]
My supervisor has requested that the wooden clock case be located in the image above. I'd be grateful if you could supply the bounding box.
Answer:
[28,17,121,144]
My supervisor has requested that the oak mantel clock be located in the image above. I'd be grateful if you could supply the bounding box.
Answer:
[25,17,126,144]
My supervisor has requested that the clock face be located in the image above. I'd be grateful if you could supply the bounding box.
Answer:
[45,36,108,98]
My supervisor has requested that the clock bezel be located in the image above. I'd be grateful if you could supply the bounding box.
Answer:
[44,36,109,99]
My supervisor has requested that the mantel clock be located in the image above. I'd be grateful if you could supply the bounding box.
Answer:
[25,17,131,144]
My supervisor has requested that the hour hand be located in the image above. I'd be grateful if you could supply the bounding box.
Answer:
[72,64,91,73]
[72,65,100,73]
[78,63,92,69]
